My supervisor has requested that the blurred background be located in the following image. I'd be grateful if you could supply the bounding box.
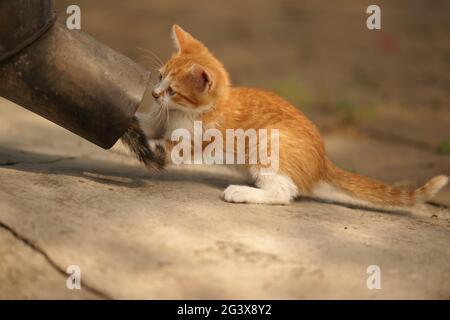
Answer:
[56,0,450,153]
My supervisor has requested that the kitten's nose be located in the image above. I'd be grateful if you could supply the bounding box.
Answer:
[152,90,160,99]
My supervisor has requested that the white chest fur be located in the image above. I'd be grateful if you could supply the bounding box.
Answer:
[163,109,198,139]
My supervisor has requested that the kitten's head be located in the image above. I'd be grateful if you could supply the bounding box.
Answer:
[152,25,230,113]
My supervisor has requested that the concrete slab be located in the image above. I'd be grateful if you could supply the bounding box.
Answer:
[0,98,449,299]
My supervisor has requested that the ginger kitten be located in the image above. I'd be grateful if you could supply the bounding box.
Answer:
[122,25,448,207]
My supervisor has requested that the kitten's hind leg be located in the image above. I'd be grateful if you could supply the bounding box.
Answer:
[223,168,298,205]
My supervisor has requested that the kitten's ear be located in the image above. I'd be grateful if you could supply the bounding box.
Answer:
[171,25,206,54]
[190,64,213,92]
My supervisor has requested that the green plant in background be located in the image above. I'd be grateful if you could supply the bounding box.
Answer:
[352,68,380,91]
[272,77,378,126]
[272,78,314,109]
[335,99,355,124]
[437,139,450,155]
[334,98,376,125]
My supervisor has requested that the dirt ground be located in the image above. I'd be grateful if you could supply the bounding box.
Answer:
[0,1,449,299]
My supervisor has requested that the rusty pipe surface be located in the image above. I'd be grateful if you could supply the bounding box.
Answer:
[0,0,150,149]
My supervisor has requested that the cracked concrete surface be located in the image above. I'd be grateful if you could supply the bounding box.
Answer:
[0,222,101,299]
[0,98,449,299]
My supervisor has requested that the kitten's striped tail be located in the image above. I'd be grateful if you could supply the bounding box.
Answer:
[121,117,166,171]
[324,160,448,207]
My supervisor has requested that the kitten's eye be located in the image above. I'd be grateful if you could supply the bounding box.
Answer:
[167,86,176,96]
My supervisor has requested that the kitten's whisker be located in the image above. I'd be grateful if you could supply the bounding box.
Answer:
[139,58,162,71]
[137,55,162,72]
[137,50,162,66]
[165,104,170,130]
[160,101,170,132]
[136,47,164,67]
[154,103,167,130]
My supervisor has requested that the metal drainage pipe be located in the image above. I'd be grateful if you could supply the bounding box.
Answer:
[0,0,150,149]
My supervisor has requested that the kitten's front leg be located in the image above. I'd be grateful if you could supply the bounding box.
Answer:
[121,120,169,171]
[223,168,298,205]
[146,139,169,171]
[146,139,178,169]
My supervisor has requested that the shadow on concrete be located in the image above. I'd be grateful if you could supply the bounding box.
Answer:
[300,196,411,216]
[0,145,419,216]
[0,145,238,190]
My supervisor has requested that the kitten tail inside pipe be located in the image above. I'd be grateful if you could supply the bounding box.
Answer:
[0,0,151,149]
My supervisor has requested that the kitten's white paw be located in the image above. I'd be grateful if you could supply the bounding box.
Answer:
[222,184,291,205]
[223,185,257,203]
